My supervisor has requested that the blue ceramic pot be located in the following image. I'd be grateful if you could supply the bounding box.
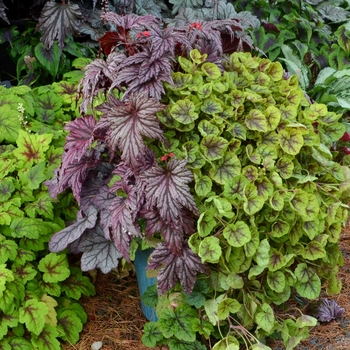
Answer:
[134,248,158,321]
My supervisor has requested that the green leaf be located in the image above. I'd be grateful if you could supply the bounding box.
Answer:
[198,120,220,137]
[245,109,268,132]
[276,158,294,179]
[212,337,240,350]
[223,175,249,202]
[12,262,37,283]
[170,99,198,124]
[178,56,195,73]
[279,129,304,155]
[300,241,326,260]
[38,253,70,283]
[57,309,83,344]
[255,303,275,333]
[217,298,241,320]
[158,305,197,342]
[243,195,265,215]
[267,271,285,293]
[230,123,246,140]
[201,98,223,115]
[223,221,251,247]
[142,321,164,348]
[0,178,16,202]
[24,193,54,220]
[197,211,217,237]
[19,162,47,189]
[19,299,48,335]
[295,273,321,299]
[200,135,229,161]
[10,218,51,239]
[210,152,241,185]
[201,63,221,79]
[255,239,270,267]
[13,130,52,164]
[8,337,34,349]
[35,42,60,78]
[269,191,285,211]
[0,239,18,264]
[0,105,21,143]
[195,175,212,197]
[295,315,317,328]
[199,236,221,263]
[61,267,95,299]
[265,106,281,131]
[227,273,244,289]
[31,325,60,350]
[271,220,290,238]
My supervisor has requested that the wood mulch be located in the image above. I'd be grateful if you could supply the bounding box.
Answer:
[63,224,350,350]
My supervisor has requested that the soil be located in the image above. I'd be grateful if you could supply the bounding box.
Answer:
[63,225,350,350]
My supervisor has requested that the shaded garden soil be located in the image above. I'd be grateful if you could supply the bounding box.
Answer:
[63,225,350,350]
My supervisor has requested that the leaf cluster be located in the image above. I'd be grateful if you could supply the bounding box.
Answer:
[0,82,94,348]
[140,51,350,349]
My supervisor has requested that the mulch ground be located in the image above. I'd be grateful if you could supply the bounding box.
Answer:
[63,225,350,350]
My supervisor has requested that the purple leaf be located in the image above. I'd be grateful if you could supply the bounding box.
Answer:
[148,243,209,294]
[64,115,96,164]
[309,298,345,322]
[101,12,158,30]
[36,2,83,50]
[94,93,166,167]
[49,205,98,252]
[78,225,123,274]
[139,158,199,225]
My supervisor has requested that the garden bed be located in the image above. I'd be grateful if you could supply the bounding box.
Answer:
[62,224,350,350]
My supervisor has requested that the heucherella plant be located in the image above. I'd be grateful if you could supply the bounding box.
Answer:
[0,81,94,349]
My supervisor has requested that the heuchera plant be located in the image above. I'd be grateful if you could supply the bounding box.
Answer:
[45,11,350,350]
[0,83,94,349]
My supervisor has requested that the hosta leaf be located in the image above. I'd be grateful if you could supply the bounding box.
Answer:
[200,135,229,161]
[210,152,241,184]
[199,236,221,263]
[255,303,275,332]
[279,129,304,155]
[223,221,251,247]
[170,99,198,124]
[295,273,321,299]
[49,205,98,252]
[300,241,326,261]
[77,225,123,274]
[267,271,285,293]
[38,253,70,283]
[57,310,83,344]
[19,299,48,335]
[0,239,17,264]
[158,305,197,342]
[31,324,60,350]
[36,2,82,50]
[218,298,241,320]
[245,109,268,132]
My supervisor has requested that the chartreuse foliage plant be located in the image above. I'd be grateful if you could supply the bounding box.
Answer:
[0,80,94,349]
[140,51,350,349]
[46,48,350,349]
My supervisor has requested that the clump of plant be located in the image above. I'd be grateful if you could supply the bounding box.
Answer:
[45,11,350,348]
[0,82,94,349]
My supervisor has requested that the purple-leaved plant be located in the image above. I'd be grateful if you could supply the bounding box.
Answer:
[45,12,253,294]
